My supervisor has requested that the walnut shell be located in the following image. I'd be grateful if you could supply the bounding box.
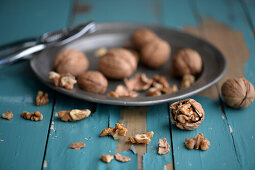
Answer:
[53,49,89,76]
[99,48,137,79]
[78,71,108,94]
[131,29,157,49]
[170,98,205,130]
[141,39,171,68]
[172,48,202,77]
[221,77,255,109]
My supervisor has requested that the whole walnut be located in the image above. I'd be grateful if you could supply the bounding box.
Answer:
[221,77,255,109]
[172,48,202,77]
[141,39,171,68]
[78,71,108,94]
[99,48,137,79]
[53,49,89,76]
[131,29,157,49]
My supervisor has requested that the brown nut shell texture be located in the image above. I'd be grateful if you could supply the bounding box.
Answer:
[53,49,89,76]
[99,48,137,79]
[170,98,204,130]
[131,29,157,49]
[172,48,202,77]
[78,71,108,94]
[141,39,171,68]
[221,77,255,109]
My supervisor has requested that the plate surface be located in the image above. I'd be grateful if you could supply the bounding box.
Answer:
[30,23,226,106]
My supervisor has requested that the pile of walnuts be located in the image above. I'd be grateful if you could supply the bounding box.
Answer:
[48,28,204,96]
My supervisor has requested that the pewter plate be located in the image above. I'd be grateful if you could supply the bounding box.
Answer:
[30,23,227,106]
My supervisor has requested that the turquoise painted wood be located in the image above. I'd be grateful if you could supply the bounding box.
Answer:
[193,0,255,169]
[242,0,255,33]
[0,0,71,170]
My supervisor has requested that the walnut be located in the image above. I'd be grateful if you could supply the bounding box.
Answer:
[94,47,107,58]
[141,38,171,68]
[78,71,108,94]
[100,123,128,140]
[158,138,170,155]
[180,74,195,89]
[124,73,152,91]
[221,77,255,109]
[131,29,157,49]
[69,142,86,150]
[99,48,137,79]
[152,75,169,88]
[170,99,204,130]
[162,85,178,94]
[53,49,89,76]
[22,111,43,121]
[36,91,49,106]
[172,48,202,77]
[1,111,13,120]
[128,131,154,144]
[147,87,162,96]
[49,71,77,90]
[185,133,210,151]
[115,153,131,162]
[101,154,114,163]
[108,85,138,98]
[57,109,91,122]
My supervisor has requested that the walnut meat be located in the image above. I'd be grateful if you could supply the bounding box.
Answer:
[101,154,114,163]
[49,71,77,90]
[58,109,91,122]
[100,123,128,140]
[170,99,204,130]
[221,77,255,109]
[1,111,13,120]
[124,73,152,91]
[78,71,108,94]
[69,142,86,150]
[99,48,137,79]
[108,85,138,98]
[172,48,202,77]
[115,153,131,162]
[36,91,49,106]
[158,138,170,155]
[141,39,171,68]
[128,131,154,144]
[131,29,157,49]
[180,74,195,89]
[22,111,43,121]
[53,49,89,76]
[185,133,210,151]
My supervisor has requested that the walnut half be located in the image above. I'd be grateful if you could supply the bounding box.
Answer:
[185,133,210,151]
[48,71,77,90]
[128,131,154,144]
[22,111,43,121]
[57,109,91,122]
[170,99,204,130]
[100,123,128,140]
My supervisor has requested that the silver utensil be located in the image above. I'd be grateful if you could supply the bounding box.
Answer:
[0,21,96,67]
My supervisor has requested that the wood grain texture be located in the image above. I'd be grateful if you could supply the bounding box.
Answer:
[0,1,71,170]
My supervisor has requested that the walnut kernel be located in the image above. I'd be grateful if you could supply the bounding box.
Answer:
[94,47,107,58]
[124,73,152,91]
[185,133,210,151]
[58,109,91,122]
[22,111,43,121]
[69,142,86,150]
[36,91,49,106]
[158,138,170,155]
[108,85,138,98]
[180,74,195,89]
[128,131,154,144]
[101,154,114,163]
[100,123,128,140]
[49,71,77,90]
[115,153,131,162]
[1,111,13,120]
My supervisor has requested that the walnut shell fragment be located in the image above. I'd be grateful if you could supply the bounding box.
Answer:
[170,99,204,130]
[22,111,43,121]
[158,138,170,155]
[100,123,128,140]
[101,154,114,163]
[69,142,86,150]
[57,109,91,122]
[185,133,210,151]
[124,73,152,91]
[172,48,202,77]
[99,48,137,79]
[115,153,131,162]
[221,77,255,109]
[128,131,154,144]
[53,49,89,76]
[78,71,108,94]
[1,111,13,120]
[108,85,138,98]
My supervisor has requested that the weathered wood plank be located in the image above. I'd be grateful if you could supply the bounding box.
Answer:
[0,0,72,170]
[240,0,255,36]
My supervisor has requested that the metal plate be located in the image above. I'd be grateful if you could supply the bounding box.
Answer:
[30,23,227,106]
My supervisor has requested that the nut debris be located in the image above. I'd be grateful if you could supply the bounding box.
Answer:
[69,142,86,150]
[108,85,138,98]
[101,154,114,163]
[36,91,49,106]
[124,73,152,91]
[22,111,43,121]
[185,133,210,151]
[128,131,154,144]
[48,71,77,90]
[58,109,91,122]
[180,74,195,89]
[158,138,170,155]
[100,123,128,140]
[115,153,131,162]
[1,111,13,120]
[94,47,107,58]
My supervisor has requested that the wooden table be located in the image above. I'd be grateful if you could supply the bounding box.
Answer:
[0,0,255,170]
